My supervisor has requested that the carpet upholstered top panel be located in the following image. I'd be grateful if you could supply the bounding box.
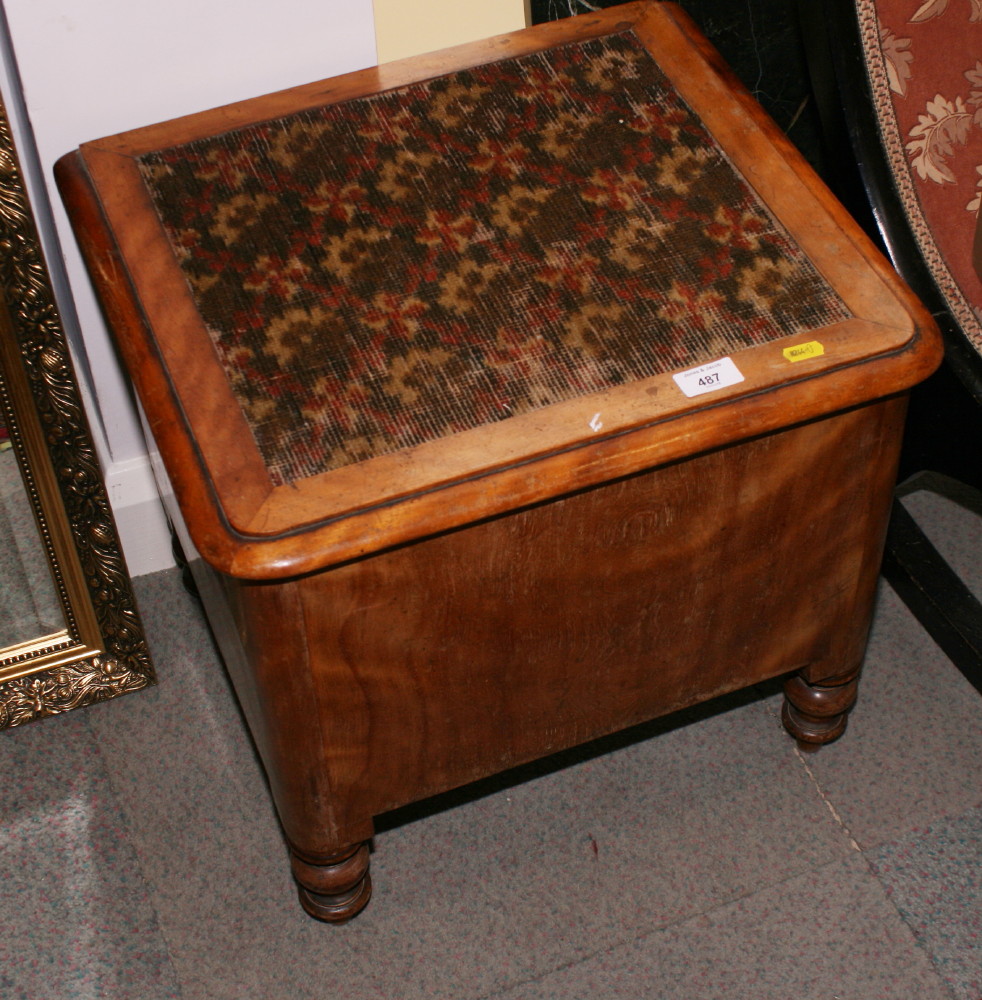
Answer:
[138,31,849,486]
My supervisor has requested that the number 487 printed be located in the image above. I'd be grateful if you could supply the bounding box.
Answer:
[673,357,745,398]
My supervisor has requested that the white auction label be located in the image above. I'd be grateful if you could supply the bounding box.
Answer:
[672,356,745,398]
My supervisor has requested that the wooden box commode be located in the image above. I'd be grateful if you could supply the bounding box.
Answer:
[57,2,941,921]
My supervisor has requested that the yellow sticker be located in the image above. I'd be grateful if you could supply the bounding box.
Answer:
[783,341,825,362]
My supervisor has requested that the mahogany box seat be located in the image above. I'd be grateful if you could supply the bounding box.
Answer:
[56,2,941,921]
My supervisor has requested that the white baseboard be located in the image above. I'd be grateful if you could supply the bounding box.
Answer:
[105,454,175,578]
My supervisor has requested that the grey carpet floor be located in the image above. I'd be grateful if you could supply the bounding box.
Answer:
[1,488,980,1000]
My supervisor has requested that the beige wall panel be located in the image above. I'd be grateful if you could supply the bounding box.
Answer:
[374,0,530,63]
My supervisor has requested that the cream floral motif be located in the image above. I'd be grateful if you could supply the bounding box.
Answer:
[211,192,277,245]
[425,81,493,130]
[901,0,982,191]
[437,257,505,314]
[265,305,340,365]
[881,29,913,95]
[904,57,982,190]
[969,164,982,212]
[908,93,975,183]
[970,65,982,209]
[375,149,440,203]
[319,224,390,281]
[969,61,982,111]
[857,0,982,349]
[540,110,595,159]
[487,184,551,236]
[910,0,982,20]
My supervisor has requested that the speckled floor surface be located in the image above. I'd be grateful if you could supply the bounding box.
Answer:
[1,486,980,1000]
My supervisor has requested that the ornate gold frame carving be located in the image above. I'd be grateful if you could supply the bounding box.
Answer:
[0,90,154,730]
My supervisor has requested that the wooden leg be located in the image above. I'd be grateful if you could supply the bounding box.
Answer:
[290,841,373,922]
[781,664,861,753]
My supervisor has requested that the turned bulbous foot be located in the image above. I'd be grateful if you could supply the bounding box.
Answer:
[291,842,373,922]
[781,665,861,753]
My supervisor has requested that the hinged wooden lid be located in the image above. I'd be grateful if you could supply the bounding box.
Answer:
[57,1,941,578]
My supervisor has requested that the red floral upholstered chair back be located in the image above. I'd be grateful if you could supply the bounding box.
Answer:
[866,0,982,347]
[807,0,982,691]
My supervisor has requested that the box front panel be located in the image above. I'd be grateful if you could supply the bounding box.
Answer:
[295,398,904,825]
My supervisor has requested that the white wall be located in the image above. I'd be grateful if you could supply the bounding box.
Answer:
[0,0,528,577]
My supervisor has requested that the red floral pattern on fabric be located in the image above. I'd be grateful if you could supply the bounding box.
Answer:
[862,0,982,342]
[138,32,848,485]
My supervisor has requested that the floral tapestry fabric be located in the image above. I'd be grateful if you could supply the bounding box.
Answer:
[860,0,982,345]
[138,32,848,486]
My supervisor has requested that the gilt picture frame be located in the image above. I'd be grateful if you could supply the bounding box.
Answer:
[0,89,153,730]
